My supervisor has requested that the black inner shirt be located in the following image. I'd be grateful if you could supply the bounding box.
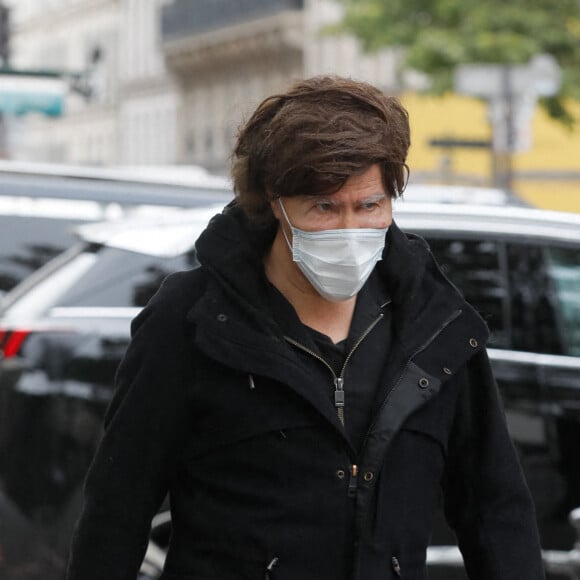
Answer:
[265,271,392,453]
[308,327,347,377]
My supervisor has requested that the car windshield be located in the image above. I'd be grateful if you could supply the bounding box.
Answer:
[54,245,199,308]
[545,246,580,356]
[2,244,198,321]
[0,214,87,293]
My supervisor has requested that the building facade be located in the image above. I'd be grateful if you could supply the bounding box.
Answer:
[4,0,400,173]
[160,0,401,172]
[5,0,121,164]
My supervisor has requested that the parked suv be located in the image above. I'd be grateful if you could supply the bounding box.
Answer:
[0,191,579,579]
[0,160,232,298]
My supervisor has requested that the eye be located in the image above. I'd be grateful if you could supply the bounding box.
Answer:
[360,201,380,211]
[314,201,334,213]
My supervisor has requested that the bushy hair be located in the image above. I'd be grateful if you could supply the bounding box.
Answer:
[231,75,411,222]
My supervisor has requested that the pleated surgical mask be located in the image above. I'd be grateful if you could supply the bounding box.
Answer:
[277,199,388,302]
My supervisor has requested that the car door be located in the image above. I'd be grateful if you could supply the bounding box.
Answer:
[505,241,580,547]
[425,234,580,556]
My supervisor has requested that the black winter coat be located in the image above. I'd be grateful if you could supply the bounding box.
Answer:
[67,203,545,580]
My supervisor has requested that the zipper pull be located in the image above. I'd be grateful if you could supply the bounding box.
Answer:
[334,377,345,408]
[334,377,345,426]
[348,464,358,498]
[265,556,279,580]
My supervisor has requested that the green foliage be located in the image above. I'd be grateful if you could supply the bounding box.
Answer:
[338,0,580,124]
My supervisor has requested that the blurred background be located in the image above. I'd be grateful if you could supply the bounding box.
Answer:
[0,0,578,209]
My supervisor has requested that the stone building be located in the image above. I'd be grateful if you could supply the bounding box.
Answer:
[5,0,122,164]
[4,0,399,173]
[161,0,400,172]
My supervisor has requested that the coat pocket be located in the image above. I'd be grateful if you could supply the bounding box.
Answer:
[389,423,447,493]
[180,417,324,505]
[400,401,451,453]
[183,417,317,459]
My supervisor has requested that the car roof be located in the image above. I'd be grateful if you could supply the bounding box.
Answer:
[75,198,580,258]
[393,200,580,243]
[0,159,231,188]
[400,183,517,206]
[0,160,234,207]
[76,204,227,257]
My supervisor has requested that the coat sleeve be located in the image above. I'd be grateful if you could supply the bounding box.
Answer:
[442,349,546,580]
[66,273,196,580]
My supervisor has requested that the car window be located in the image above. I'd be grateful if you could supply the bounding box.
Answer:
[506,243,563,355]
[1,244,200,322]
[428,237,580,357]
[426,237,509,348]
[0,214,85,293]
[545,246,580,356]
[52,245,199,308]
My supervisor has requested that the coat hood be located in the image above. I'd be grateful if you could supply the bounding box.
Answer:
[194,201,279,336]
[194,200,487,350]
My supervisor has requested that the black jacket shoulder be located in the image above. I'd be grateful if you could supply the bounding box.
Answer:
[130,267,208,336]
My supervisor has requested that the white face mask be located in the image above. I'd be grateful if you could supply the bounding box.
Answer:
[277,199,388,302]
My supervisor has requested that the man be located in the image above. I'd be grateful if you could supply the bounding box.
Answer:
[67,76,545,580]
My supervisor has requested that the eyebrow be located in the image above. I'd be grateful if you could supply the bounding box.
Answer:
[359,193,389,204]
[304,192,388,205]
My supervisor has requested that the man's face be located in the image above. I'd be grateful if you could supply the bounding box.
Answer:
[271,163,393,232]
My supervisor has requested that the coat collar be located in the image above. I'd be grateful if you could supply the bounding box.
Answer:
[376,221,485,354]
[191,199,489,368]
[193,203,482,341]
[189,202,489,443]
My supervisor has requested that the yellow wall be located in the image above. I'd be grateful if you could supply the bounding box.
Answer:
[401,93,580,212]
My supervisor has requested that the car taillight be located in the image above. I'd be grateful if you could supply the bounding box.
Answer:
[0,329,32,359]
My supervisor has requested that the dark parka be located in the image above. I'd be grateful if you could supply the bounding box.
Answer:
[67,203,545,580]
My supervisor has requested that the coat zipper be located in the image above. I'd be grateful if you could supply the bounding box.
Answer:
[348,464,358,498]
[284,310,386,427]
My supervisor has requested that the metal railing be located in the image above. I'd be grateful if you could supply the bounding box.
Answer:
[161,0,304,42]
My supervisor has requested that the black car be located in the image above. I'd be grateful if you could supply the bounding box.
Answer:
[0,160,233,298]
[0,191,579,579]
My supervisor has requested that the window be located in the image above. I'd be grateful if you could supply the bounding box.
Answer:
[425,237,580,357]
[0,215,87,294]
[545,246,580,356]
[506,244,563,355]
[427,237,509,348]
[53,245,199,309]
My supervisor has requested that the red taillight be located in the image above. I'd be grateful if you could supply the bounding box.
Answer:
[0,329,32,359]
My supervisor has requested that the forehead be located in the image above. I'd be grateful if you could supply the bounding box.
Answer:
[292,164,385,200]
[309,165,386,202]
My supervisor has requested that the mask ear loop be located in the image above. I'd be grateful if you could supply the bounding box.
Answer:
[276,198,295,253]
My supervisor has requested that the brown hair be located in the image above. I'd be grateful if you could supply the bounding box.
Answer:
[231,75,411,222]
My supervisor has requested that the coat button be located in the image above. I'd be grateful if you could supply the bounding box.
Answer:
[363,471,374,482]
[443,367,452,375]
[336,469,346,479]
[469,337,478,347]
[217,313,228,322]
[418,377,429,388]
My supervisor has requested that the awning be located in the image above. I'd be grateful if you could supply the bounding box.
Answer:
[0,74,66,117]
